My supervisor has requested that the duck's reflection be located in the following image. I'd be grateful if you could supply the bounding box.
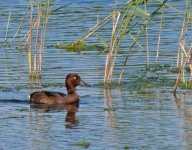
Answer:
[30,102,79,128]
[65,103,79,128]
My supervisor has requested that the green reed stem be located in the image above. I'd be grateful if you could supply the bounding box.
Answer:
[109,6,136,84]
[173,45,192,93]
[33,0,42,77]
[176,1,189,67]
[28,0,33,77]
[144,0,150,70]
[4,11,11,47]
[173,1,192,93]
[39,0,50,73]
[78,14,112,42]
[119,0,167,84]
[155,5,164,69]
[12,5,30,44]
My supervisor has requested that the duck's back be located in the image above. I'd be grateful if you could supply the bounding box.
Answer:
[30,91,66,104]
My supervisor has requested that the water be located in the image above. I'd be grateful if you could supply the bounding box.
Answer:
[0,0,192,149]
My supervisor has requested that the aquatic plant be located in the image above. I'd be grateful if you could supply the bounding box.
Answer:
[54,40,105,52]
[155,2,165,70]
[108,0,168,85]
[28,0,51,78]
[73,141,91,148]
[27,1,70,79]
[4,0,70,80]
[173,0,192,93]
[67,0,167,85]
[4,11,11,48]
[4,0,52,79]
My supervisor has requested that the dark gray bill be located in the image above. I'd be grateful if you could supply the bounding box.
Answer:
[80,79,91,87]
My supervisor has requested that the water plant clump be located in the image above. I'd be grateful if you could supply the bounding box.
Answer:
[73,141,91,148]
[179,80,192,90]
[58,40,85,50]
[131,74,174,89]
[54,40,105,52]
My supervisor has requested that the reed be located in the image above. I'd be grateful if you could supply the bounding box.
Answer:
[173,44,192,93]
[76,14,112,43]
[118,0,167,84]
[173,0,192,93]
[108,6,137,84]
[155,4,164,69]
[104,12,120,84]
[104,0,167,84]
[67,0,167,85]
[105,0,154,85]
[12,6,30,45]
[176,2,189,68]
[3,0,51,78]
[4,11,11,48]
[6,0,69,80]
[144,0,150,70]
[34,0,42,76]
[28,0,33,77]
[25,0,51,79]
[39,0,50,74]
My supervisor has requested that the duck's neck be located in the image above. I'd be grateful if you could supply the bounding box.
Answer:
[66,85,76,94]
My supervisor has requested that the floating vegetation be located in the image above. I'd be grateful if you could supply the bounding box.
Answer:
[54,40,105,53]
[137,89,152,95]
[171,66,192,74]
[73,141,91,148]
[170,67,181,73]
[124,145,129,150]
[179,80,192,90]
[131,75,174,89]
[126,67,175,94]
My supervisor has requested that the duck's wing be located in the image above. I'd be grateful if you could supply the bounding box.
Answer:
[30,91,66,104]
[43,91,66,97]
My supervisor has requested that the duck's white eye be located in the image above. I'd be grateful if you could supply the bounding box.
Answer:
[74,76,77,80]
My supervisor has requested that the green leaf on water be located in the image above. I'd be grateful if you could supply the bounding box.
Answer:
[94,33,108,48]
[73,141,91,148]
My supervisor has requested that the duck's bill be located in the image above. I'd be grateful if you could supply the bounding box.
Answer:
[80,79,91,87]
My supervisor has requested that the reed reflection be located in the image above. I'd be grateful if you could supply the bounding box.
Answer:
[173,93,192,148]
[104,87,120,129]
[104,88,113,115]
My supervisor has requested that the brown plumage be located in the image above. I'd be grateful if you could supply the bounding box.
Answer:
[30,73,87,104]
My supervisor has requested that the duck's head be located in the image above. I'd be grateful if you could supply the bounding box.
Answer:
[65,73,90,92]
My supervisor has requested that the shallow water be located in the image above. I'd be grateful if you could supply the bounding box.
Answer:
[0,0,192,150]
